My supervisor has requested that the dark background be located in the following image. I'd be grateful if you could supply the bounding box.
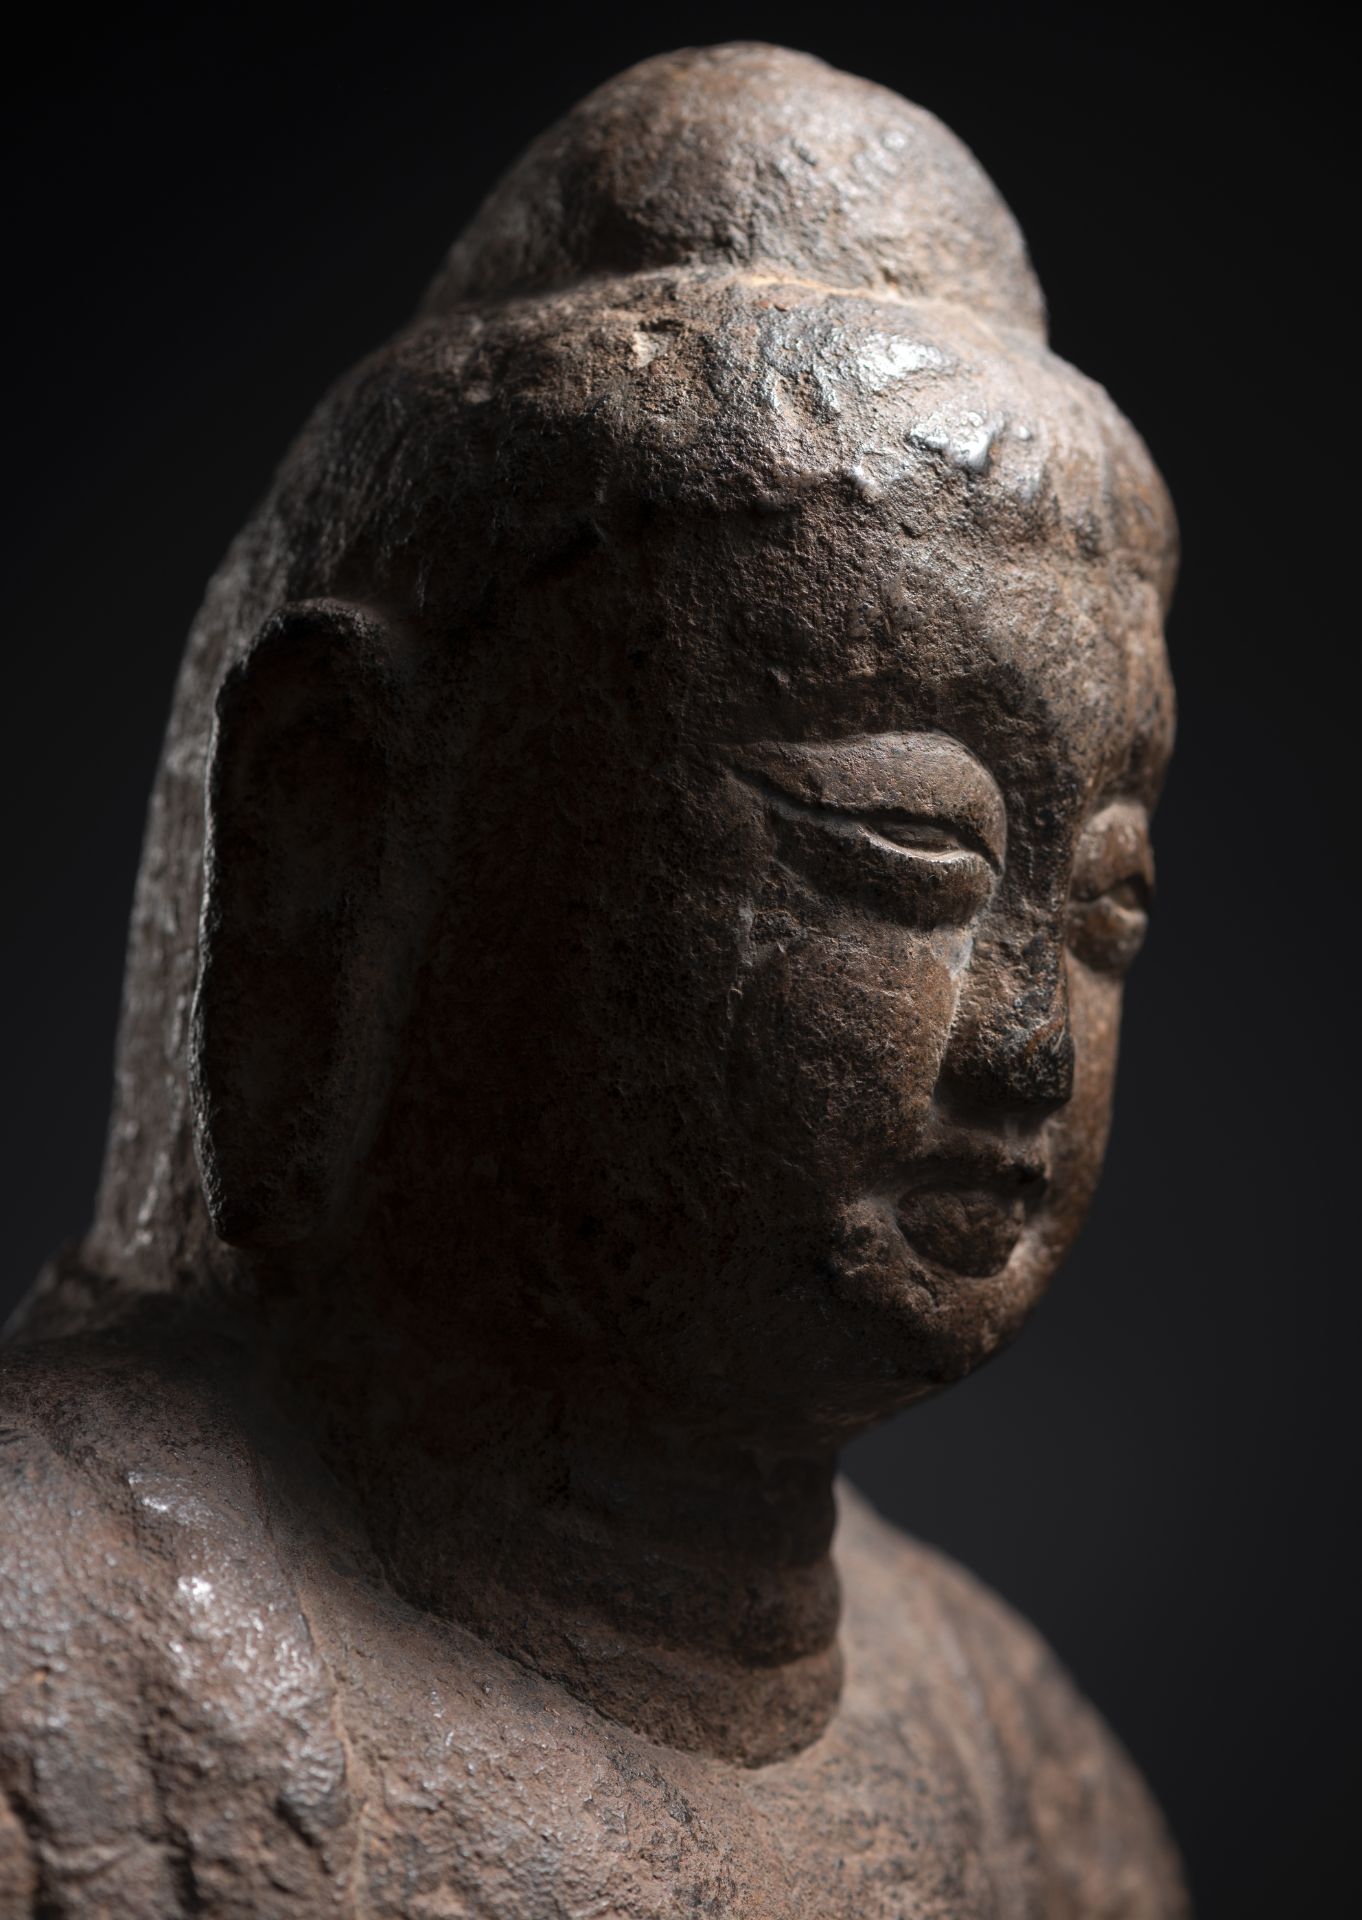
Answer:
[4,5,1352,1913]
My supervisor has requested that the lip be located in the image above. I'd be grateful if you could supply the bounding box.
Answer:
[894,1153,1048,1278]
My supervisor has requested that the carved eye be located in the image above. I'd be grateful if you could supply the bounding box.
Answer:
[771,803,996,929]
[859,812,981,859]
[1067,884,1149,974]
[1067,804,1155,976]
[728,735,1005,931]
[1102,874,1151,914]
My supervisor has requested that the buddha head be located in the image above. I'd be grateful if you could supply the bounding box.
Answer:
[85,44,1175,1447]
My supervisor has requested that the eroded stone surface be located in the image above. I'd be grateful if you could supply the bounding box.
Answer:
[2,43,1185,1917]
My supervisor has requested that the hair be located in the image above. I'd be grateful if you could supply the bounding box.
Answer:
[70,43,1175,1298]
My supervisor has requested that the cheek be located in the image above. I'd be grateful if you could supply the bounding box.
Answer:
[1042,958,1124,1252]
[728,927,965,1192]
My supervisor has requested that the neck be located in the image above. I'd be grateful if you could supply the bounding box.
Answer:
[269,1287,845,1766]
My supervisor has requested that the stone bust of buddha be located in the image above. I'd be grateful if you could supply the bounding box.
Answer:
[0,42,1186,1919]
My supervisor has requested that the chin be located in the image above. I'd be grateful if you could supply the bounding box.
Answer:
[813,1196,1060,1412]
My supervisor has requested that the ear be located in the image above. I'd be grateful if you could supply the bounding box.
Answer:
[190,599,443,1250]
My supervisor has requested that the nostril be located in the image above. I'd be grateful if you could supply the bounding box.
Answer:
[1012,1161,1050,1208]
[936,938,1076,1121]
[936,1022,1074,1121]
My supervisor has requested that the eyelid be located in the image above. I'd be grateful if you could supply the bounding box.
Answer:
[1072,801,1155,903]
[728,733,1007,867]
[733,767,999,870]
[854,808,999,868]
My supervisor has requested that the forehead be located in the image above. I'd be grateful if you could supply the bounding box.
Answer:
[626,490,1174,819]
[508,276,1176,807]
[450,279,1176,812]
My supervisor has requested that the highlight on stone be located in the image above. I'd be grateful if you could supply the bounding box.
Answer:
[0,44,1184,1918]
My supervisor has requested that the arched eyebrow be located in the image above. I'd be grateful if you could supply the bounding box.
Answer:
[726,732,1007,867]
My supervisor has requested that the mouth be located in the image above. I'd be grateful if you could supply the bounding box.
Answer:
[894,1156,1047,1278]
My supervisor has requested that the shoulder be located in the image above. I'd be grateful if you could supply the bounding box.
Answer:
[0,1330,355,1916]
[0,1326,278,1612]
[834,1480,1190,1919]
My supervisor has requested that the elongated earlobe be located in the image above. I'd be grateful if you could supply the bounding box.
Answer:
[190,598,441,1250]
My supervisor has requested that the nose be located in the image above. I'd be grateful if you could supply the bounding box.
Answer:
[935,926,1075,1121]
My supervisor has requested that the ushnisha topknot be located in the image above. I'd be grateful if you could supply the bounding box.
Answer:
[423,42,1047,337]
[76,43,1174,1306]
[5,40,1187,1908]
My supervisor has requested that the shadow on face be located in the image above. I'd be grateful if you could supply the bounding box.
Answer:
[80,51,1173,1463]
[383,450,1173,1438]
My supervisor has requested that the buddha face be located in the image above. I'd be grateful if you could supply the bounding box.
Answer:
[410,374,1174,1438]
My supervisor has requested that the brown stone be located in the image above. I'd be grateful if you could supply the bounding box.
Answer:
[1,42,1186,1917]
